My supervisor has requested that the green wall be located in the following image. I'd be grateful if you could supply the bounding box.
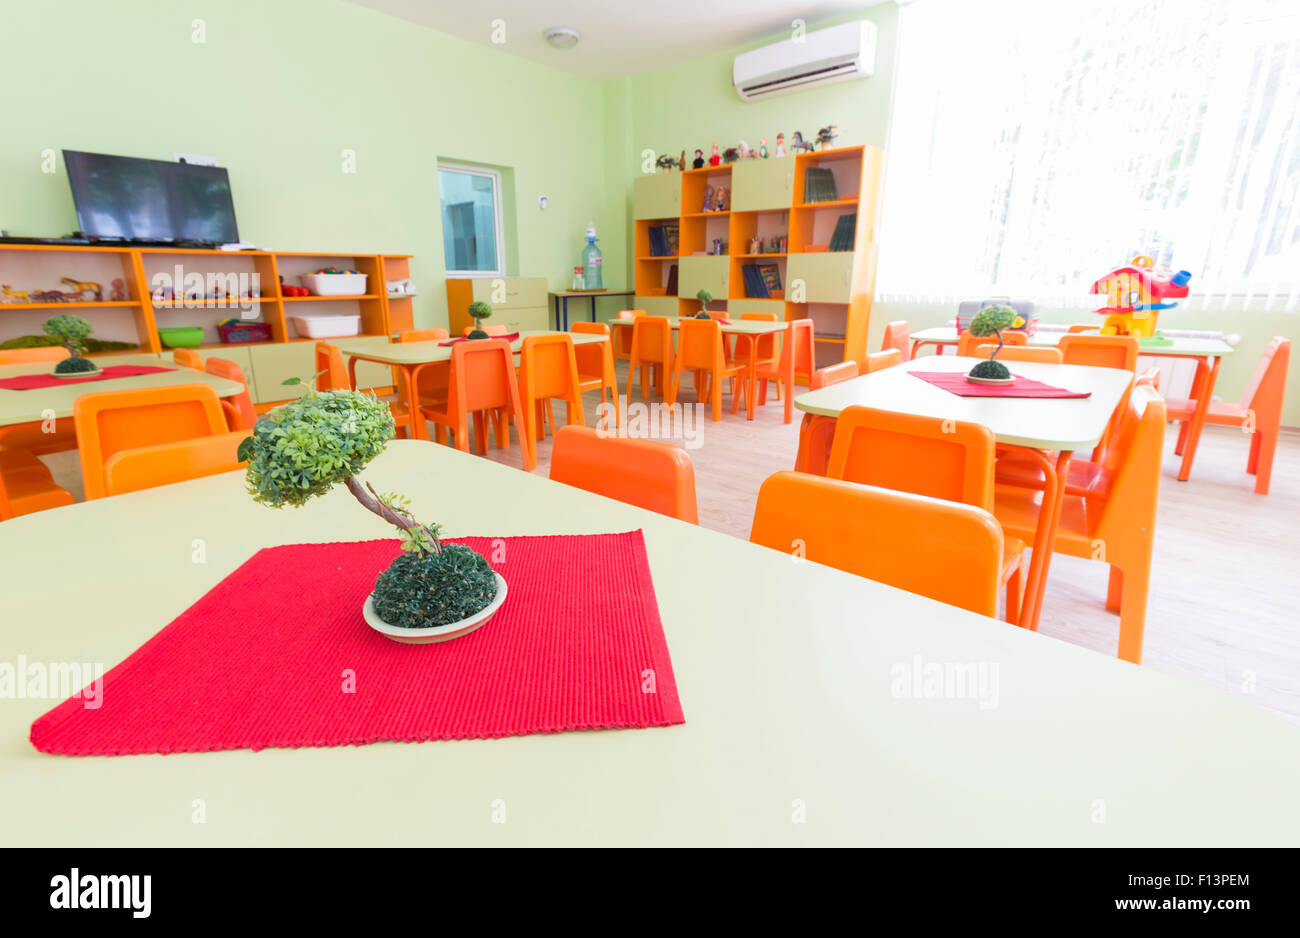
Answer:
[0,0,621,329]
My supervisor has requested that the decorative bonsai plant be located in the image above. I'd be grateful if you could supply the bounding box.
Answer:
[965,304,1022,381]
[239,382,499,630]
[43,314,99,374]
[466,301,493,339]
[695,289,713,318]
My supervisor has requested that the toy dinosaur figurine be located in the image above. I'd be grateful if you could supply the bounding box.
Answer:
[791,132,815,154]
[1,284,32,302]
[815,125,839,150]
[61,277,103,301]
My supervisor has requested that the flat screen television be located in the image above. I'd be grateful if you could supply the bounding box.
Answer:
[63,150,240,245]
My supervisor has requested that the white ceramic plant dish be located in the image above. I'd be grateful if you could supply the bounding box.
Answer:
[965,373,1016,386]
[363,573,508,644]
[51,366,103,379]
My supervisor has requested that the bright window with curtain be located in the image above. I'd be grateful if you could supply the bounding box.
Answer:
[877,0,1300,311]
[438,162,505,278]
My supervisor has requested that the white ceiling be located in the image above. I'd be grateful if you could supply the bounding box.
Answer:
[345,0,887,79]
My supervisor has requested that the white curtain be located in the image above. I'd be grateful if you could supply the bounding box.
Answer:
[876,0,1300,311]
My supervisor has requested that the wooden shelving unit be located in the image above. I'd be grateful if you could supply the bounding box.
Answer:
[632,144,883,371]
[0,244,411,405]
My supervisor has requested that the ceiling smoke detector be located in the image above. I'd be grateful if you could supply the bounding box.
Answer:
[543,27,580,50]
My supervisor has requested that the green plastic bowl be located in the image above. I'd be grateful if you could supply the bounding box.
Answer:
[158,327,205,349]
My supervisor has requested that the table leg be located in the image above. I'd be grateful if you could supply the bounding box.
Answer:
[404,364,429,441]
[1177,355,1220,482]
[562,298,570,331]
[1017,449,1071,631]
[552,296,559,330]
[591,296,598,323]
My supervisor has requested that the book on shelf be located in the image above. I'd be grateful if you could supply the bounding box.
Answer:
[741,264,769,299]
[829,213,857,252]
[757,263,783,295]
[665,263,678,297]
[803,167,839,204]
[663,221,679,256]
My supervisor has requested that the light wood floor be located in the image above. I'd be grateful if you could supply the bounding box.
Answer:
[40,366,1300,722]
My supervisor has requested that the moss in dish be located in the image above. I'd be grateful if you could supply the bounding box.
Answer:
[53,356,98,374]
[968,359,1011,380]
[371,544,497,627]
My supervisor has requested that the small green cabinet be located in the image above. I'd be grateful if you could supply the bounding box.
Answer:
[678,256,729,302]
[786,252,854,304]
[634,173,681,220]
[732,156,795,212]
[632,295,679,317]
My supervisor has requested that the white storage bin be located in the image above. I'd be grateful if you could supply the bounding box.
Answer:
[290,314,361,338]
[300,273,368,296]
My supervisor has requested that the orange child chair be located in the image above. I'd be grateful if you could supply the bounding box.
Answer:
[397,328,451,433]
[626,316,674,408]
[750,472,1007,618]
[316,342,418,439]
[974,345,1064,364]
[172,348,204,370]
[881,320,911,361]
[419,338,532,469]
[103,430,252,496]
[864,348,902,372]
[825,406,1026,623]
[994,386,1167,663]
[462,324,509,337]
[1067,324,1099,334]
[0,448,75,521]
[205,357,257,431]
[1058,333,1138,372]
[1168,336,1289,495]
[753,319,815,423]
[668,318,746,422]
[0,347,78,455]
[795,361,861,477]
[731,313,781,397]
[549,424,698,523]
[957,330,1029,356]
[73,384,230,500]
[517,333,585,468]
[570,322,620,428]
[612,310,645,364]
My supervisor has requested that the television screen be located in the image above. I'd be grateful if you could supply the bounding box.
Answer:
[63,150,240,244]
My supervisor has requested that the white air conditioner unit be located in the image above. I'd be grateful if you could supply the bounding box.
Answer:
[733,20,876,102]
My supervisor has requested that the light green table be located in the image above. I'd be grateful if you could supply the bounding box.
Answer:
[0,354,246,427]
[2,439,1299,846]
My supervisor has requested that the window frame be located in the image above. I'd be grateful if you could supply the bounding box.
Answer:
[439,161,507,279]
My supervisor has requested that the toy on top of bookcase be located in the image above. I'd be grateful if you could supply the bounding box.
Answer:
[816,125,839,150]
[1091,256,1192,346]
[692,149,705,169]
[656,151,685,173]
[790,131,816,154]
[774,133,786,157]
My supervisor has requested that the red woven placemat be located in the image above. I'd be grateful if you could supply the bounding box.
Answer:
[910,370,1092,399]
[30,532,683,756]
[0,364,175,391]
[438,333,521,346]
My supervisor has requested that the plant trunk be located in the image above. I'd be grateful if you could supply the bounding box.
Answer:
[344,477,442,553]
[991,329,1005,362]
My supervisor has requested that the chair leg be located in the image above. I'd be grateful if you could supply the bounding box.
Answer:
[606,380,621,427]
[1247,431,1261,474]
[1253,429,1277,495]
[1174,420,1190,456]
[759,379,769,404]
[1106,566,1123,612]
[712,369,722,422]
[1005,563,1024,626]
[1115,563,1150,664]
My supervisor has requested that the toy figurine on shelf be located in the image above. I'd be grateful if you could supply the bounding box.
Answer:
[1,284,32,303]
[1090,255,1192,345]
[656,152,678,173]
[708,143,721,167]
[816,125,839,150]
[714,187,728,211]
[775,132,786,157]
[759,137,769,159]
[692,148,705,169]
[736,140,751,160]
[109,278,128,302]
[701,184,715,213]
[791,131,815,154]
[60,277,103,301]
[722,146,739,164]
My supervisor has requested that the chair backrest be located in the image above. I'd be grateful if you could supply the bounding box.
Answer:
[569,321,610,376]
[519,334,584,421]
[957,331,1028,356]
[826,405,997,509]
[74,383,229,500]
[1136,366,1160,390]
[171,348,204,370]
[0,347,70,364]
[1059,334,1139,372]
[205,357,257,430]
[315,342,351,391]
[462,324,509,337]
[399,328,449,342]
[447,338,519,413]
[864,349,902,373]
[550,425,698,523]
[1091,385,1167,541]
[616,309,647,320]
[881,320,910,360]
[975,345,1063,364]
[739,312,779,360]
[629,316,674,366]
[103,430,252,496]
[749,471,1004,617]
[675,318,726,372]
[775,319,815,381]
[1066,324,1099,334]
[1237,337,1290,426]
[811,361,859,390]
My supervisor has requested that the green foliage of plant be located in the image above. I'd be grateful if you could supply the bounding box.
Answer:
[969,304,1018,338]
[696,288,713,304]
[969,359,1011,380]
[0,335,135,352]
[42,315,93,357]
[242,388,395,508]
[371,544,497,628]
[53,356,98,374]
